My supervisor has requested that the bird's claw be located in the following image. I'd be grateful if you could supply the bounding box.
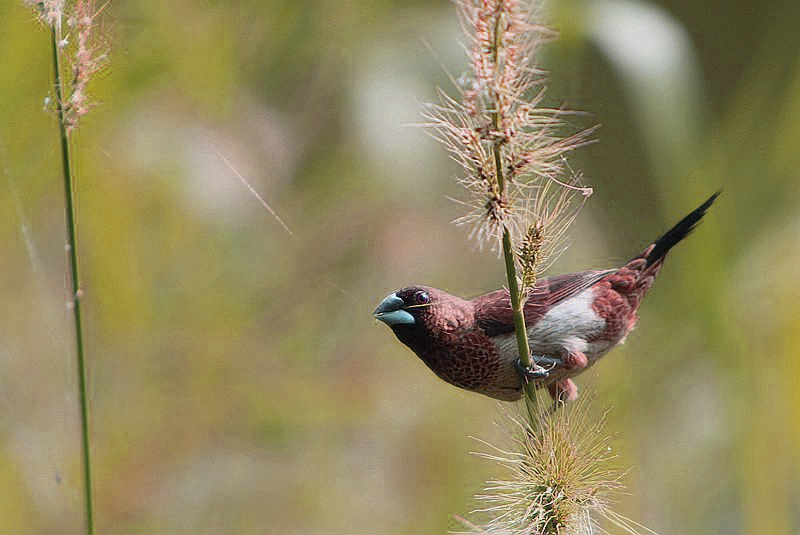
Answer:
[515,355,563,384]
[534,355,563,368]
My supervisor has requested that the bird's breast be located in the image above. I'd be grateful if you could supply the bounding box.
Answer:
[415,328,508,393]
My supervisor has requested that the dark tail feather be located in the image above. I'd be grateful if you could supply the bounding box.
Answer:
[645,191,721,268]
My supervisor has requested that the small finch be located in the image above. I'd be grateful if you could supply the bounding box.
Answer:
[374,193,719,402]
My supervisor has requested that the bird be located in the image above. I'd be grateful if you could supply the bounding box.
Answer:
[373,192,719,402]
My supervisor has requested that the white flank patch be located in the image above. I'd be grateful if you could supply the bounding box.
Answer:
[493,290,607,360]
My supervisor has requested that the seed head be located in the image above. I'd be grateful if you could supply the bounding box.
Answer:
[27,0,110,133]
[457,390,655,535]
[421,0,593,275]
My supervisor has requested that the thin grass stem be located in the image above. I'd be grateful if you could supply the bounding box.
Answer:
[495,133,535,401]
[50,25,95,535]
[489,14,536,403]
[501,229,536,401]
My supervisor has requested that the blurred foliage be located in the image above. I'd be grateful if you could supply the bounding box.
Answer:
[0,0,798,533]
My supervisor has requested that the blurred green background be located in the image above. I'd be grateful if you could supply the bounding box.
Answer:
[1,0,798,533]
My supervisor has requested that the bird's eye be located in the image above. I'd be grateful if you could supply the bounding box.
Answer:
[414,291,431,305]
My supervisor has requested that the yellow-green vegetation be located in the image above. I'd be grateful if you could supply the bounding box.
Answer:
[0,0,798,533]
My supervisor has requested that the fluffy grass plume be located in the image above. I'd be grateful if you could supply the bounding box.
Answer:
[27,0,110,132]
[422,0,593,290]
[459,389,656,535]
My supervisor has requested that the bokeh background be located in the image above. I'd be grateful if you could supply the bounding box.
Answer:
[1,0,799,533]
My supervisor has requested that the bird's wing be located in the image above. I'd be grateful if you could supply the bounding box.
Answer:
[473,269,615,336]
[537,269,616,304]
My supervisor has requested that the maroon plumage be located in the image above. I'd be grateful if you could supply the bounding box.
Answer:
[374,193,719,402]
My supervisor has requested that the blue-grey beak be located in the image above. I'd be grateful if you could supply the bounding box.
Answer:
[373,293,415,326]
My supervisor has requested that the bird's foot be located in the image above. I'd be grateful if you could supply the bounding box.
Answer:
[515,355,563,384]
[534,355,564,368]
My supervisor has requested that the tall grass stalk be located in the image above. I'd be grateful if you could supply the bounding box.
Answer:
[50,26,95,535]
[27,1,109,533]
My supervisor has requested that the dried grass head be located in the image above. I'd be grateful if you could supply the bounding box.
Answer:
[457,387,656,535]
[27,0,110,132]
[421,0,593,287]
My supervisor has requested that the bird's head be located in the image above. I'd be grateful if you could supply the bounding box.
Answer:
[373,286,437,328]
[373,285,473,338]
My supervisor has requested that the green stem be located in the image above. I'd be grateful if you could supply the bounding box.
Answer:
[501,218,537,401]
[50,27,95,535]
[492,118,536,402]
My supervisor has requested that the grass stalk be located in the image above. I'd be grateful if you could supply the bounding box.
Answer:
[501,229,536,400]
[492,127,536,401]
[49,25,96,535]
[488,9,536,402]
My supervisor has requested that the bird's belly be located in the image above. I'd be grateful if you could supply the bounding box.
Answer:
[492,289,607,362]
